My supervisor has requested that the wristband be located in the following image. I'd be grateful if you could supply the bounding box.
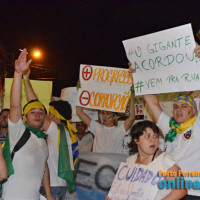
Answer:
[44,193,50,197]
[22,79,29,84]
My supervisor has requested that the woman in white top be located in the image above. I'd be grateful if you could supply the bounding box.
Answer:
[107,120,187,200]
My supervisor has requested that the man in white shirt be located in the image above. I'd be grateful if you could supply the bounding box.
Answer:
[76,121,94,152]
[76,95,135,153]
[23,69,77,199]
[2,49,54,200]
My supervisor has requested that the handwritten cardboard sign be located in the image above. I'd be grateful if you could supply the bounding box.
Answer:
[76,65,133,112]
[123,24,200,96]
[60,87,98,122]
[108,162,162,200]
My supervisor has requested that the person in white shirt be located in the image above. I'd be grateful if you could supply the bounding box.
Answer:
[23,68,77,199]
[2,49,54,200]
[76,121,94,152]
[76,95,135,153]
[107,120,187,200]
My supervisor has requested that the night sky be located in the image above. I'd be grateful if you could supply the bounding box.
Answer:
[0,0,200,96]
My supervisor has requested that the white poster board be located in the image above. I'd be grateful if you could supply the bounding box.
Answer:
[108,162,162,200]
[60,87,98,122]
[123,24,200,96]
[76,65,133,113]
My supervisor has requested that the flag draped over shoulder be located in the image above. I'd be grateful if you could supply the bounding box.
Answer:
[57,124,78,192]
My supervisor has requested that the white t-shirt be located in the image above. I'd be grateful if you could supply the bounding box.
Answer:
[126,152,175,200]
[89,120,129,153]
[157,111,200,196]
[46,121,72,187]
[77,133,94,152]
[3,119,48,200]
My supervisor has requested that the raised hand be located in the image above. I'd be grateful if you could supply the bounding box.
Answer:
[194,42,200,59]
[23,68,31,79]
[128,62,135,74]
[15,48,32,74]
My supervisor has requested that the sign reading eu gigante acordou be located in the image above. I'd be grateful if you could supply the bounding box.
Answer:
[76,65,133,112]
[123,24,200,96]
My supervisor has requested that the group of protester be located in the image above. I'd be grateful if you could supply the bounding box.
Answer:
[0,43,200,200]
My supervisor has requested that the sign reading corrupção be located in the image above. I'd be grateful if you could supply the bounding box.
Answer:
[76,64,133,113]
[123,24,200,96]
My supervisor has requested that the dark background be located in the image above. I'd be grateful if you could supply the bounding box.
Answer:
[0,0,200,96]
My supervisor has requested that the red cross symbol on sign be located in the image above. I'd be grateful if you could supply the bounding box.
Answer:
[79,90,90,106]
[82,66,93,81]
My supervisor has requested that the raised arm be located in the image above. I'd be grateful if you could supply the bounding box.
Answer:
[124,94,135,132]
[129,63,162,123]
[10,49,32,123]
[144,94,162,123]
[76,106,91,127]
[23,68,38,101]
[0,145,7,181]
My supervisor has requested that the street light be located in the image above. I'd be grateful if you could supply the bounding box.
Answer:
[31,49,42,59]
[34,51,41,57]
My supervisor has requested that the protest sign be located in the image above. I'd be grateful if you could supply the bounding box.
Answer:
[123,24,200,96]
[60,87,98,122]
[135,104,144,116]
[76,64,133,112]
[108,162,162,200]
[4,78,52,112]
[65,152,128,200]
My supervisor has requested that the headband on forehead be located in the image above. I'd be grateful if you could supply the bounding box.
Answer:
[49,106,66,121]
[49,100,72,121]
[174,94,197,111]
[23,101,45,116]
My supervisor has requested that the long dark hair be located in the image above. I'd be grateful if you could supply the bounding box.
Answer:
[128,120,161,155]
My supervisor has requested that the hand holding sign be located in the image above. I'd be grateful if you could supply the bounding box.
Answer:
[194,42,200,59]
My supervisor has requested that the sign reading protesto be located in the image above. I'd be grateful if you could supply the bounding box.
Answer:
[123,24,200,96]
[108,162,162,200]
[77,65,133,112]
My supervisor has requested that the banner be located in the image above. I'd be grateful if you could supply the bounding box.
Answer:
[123,24,200,96]
[108,162,162,200]
[4,78,52,112]
[66,152,128,200]
[60,87,98,122]
[76,65,133,113]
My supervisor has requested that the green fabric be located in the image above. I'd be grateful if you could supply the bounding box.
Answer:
[24,123,47,139]
[165,118,180,142]
[57,125,76,192]
[0,135,14,194]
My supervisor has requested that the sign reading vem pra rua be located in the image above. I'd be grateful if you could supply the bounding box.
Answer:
[123,24,200,96]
